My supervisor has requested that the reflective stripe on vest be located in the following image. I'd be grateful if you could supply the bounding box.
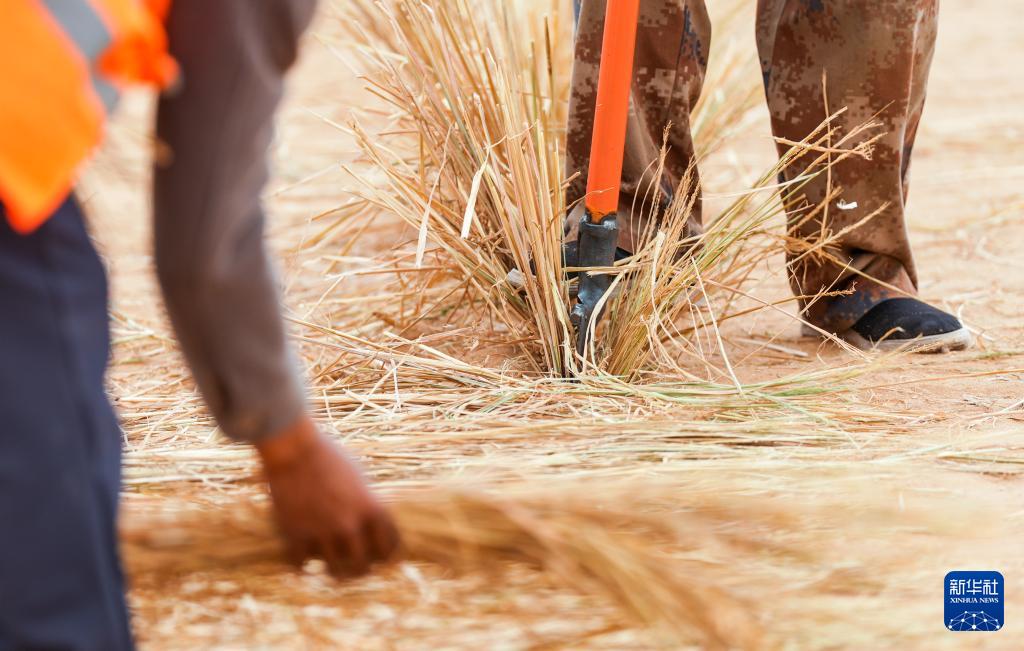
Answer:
[43,0,120,111]
[0,0,176,234]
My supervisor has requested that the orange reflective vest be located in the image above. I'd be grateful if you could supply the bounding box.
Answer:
[0,0,177,234]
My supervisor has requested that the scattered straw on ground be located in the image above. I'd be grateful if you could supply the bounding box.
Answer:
[78,0,1024,649]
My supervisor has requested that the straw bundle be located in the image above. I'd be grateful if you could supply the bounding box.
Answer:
[124,487,764,649]
[342,0,883,380]
[120,487,816,650]
[345,0,575,373]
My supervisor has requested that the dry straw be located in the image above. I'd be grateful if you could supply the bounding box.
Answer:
[123,484,761,649]
[110,0,1024,649]
[124,472,978,650]
[343,0,880,381]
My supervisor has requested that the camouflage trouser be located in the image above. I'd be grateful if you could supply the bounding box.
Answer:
[566,0,939,332]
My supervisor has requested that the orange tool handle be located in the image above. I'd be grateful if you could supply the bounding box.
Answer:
[584,0,641,221]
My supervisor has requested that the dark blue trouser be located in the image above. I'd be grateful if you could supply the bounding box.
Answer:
[0,198,133,650]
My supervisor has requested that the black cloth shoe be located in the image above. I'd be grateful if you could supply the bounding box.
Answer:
[844,298,971,352]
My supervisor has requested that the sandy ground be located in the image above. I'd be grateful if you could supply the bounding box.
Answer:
[79,0,1023,648]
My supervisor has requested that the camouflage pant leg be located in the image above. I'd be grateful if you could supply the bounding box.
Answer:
[567,0,938,332]
[756,0,939,332]
[565,0,711,251]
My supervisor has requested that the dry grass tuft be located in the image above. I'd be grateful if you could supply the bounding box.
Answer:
[345,0,576,373]
[342,0,885,381]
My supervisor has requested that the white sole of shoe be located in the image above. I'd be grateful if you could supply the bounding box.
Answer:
[801,324,973,353]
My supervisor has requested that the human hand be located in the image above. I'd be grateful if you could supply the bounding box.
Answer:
[256,416,399,577]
